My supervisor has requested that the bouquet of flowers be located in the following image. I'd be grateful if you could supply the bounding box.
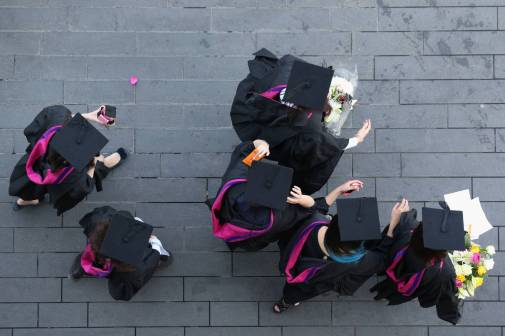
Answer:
[324,68,358,137]
[449,233,495,299]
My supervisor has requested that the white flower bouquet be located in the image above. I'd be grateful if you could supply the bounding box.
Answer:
[324,68,358,137]
[449,233,495,299]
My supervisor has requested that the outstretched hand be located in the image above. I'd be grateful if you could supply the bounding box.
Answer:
[337,179,364,195]
[287,186,315,208]
[388,198,410,237]
[355,119,372,144]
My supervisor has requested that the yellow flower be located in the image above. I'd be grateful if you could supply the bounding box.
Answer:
[475,277,484,288]
[471,244,481,253]
[477,266,487,276]
[456,274,466,282]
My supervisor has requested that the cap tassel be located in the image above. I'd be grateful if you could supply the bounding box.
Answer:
[440,209,450,233]
[356,198,364,223]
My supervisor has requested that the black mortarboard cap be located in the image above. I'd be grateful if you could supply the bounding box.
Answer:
[336,197,381,241]
[100,213,154,266]
[422,206,465,251]
[284,60,334,111]
[244,159,293,210]
[50,113,108,170]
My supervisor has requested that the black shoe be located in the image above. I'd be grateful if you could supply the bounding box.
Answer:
[12,198,41,212]
[69,252,85,280]
[110,147,128,169]
[160,250,173,266]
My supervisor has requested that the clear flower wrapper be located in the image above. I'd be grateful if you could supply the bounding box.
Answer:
[324,67,358,137]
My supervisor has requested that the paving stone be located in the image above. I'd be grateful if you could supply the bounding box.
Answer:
[38,252,76,277]
[135,203,211,228]
[161,153,230,177]
[429,327,501,336]
[330,7,377,31]
[380,0,504,5]
[13,329,134,336]
[210,302,258,326]
[89,302,209,327]
[39,303,87,327]
[0,304,37,327]
[232,252,278,276]
[259,302,332,326]
[156,252,231,276]
[0,253,37,277]
[185,327,281,336]
[353,105,447,128]
[184,277,283,301]
[14,56,87,80]
[68,7,210,32]
[136,328,183,336]
[184,57,248,80]
[402,154,505,177]
[212,8,330,31]
[135,128,239,153]
[352,32,423,55]
[379,7,496,31]
[0,32,40,55]
[41,32,137,56]
[137,33,256,56]
[183,105,232,128]
[14,228,83,252]
[283,327,354,336]
[356,327,427,336]
[448,104,505,128]
[376,177,471,201]
[87,57,183,80]
[0,81,63,104]
[136,80,237,104]
[62,277,183,302]
[0,278,60,302]
[0,56,14,79]
[0,229,14,252]
[354,153,401,177]
[474,179,505,201]
[376,129,495,153]
[87,178,207,202]
[64,81,134,104]
[257,32,351,55]
[376,56,493,80]
[401,80,505,104]
[425,31,505,55]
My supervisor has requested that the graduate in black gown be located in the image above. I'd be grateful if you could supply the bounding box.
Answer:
[230,48,371,194]
[8,105,127,215]
[211,139,365,251]
[69,206,172,301]
[370,202,464,325]
[273,197,410,313]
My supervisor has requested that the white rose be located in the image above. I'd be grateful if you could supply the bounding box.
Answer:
[461,264,473,276]
[486,245,496,255]
[483,259,495,270]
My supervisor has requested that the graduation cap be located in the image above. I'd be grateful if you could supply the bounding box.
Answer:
[50,113,108,170]
[336,197,381,241]
[284,60,334,111]
[244,159,293,210]
[422,205,465,251]
[100,213,154,266]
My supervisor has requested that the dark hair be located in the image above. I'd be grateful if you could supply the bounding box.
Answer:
[410,224,447,263]
[324,216,362,255]
[89,219,135,272]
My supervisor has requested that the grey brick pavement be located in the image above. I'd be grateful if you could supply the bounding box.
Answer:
[0,0,505,334]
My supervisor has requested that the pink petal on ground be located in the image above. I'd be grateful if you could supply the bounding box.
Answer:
[130,76,138,85]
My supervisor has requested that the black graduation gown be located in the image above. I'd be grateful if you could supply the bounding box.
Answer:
[79,206,160,301]
[230,49,349,194]
[8,105,110,215]
[278,213,393,304]
[369,210,462,325]
[211,141,329,251]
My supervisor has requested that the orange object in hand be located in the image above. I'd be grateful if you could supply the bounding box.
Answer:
[242,148,264,167]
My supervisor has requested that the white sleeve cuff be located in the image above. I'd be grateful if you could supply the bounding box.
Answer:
[344,137,359,150]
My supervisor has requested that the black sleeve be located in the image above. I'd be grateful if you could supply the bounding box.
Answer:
[435,286,462,325]
[108,248,160,301]
[312,197,329,215]
[67,174,94,202]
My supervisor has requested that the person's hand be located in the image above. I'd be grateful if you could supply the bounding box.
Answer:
[388,198,410,237]
[287,186,315,208]
[94,154,105,164]
[355,119,372,144]
[253,139,270,159]
[336,179,364,195]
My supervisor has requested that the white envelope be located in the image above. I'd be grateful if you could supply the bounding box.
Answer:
[444,190,493,239]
